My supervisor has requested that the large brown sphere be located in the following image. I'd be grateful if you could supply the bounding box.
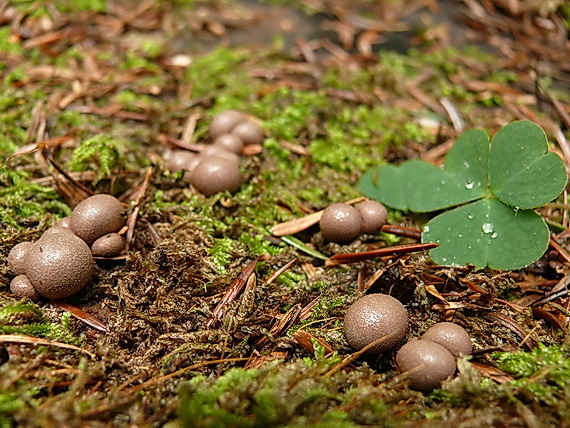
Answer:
[422,322,473,357]
[231,120,264,145]
[356,200,388,234]
[209,110,246,139]
[200,146,241,166]
[70,194,125,245]
[320,203,363,243]
[25,233,94,299]
[344,293,408,353]
[8,241,33,275]
[189,155,242,197]
[396,339,456,391]
[213,133,244,154]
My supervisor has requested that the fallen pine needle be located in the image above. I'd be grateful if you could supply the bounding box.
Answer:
[0,334,96,359]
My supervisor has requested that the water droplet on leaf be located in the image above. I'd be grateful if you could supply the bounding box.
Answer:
[465,181,474,189]
[482,223,493,234]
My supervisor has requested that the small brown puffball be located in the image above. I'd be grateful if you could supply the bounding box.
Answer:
[189,155,242,197]
[200,146,241,166]
[231,120,264,145]
[210,110,246,139]
[355,200,387,234]
[422,322,473,357]
[40,226,77,240]
[25,233,95,299]
[396,339,456,391]
[70,194,125,245]
[166,150,201,173]
[213,133,244,154]
[55,217,72,228]
[10,275,41,301]
[91,233,126,257]
[8,242,33,275]
[319,203,363,243]
[344,293,408,353]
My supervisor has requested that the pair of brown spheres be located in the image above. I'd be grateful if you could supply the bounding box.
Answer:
[7,194,126,300]
[343,293,473,391]
[319,200,387,243]
[166,110,264,196]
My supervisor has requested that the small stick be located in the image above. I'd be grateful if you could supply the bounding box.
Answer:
[265,258,297,285]
[381,225,422,239]
[52,300,107,332]
[0,334,96,359]
[325,243,438,267]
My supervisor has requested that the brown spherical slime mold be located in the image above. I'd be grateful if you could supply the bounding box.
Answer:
[356,200,388,234]
[213,133,245,154]
[200,145,241,166]
[10,275,41,301]
[8,241,33,275]
[55,217,72,228]
[396,339,456,392]
[189,155,242,197]
[422,322,473,357]
[210,110,246,139]
[91,233,126,257]
[166,150,201,173]
[25,233,95,299]
[231,120,264,145]
[70,194,125,245]
[344,293,408,353]
[320,202,363,243]
[40,226,77,240]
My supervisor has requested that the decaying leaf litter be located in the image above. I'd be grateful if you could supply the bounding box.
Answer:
[0,0,569,426]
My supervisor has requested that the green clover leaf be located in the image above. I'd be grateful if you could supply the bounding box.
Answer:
[359,121,567,270]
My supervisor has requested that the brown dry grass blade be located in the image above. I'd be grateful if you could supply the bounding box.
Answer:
[326,243,438,266]
[381,225,422,239]
[0,334,96,358]
[44,155,93,207]
[206,257,260,328]
[271,197,366,236]
[256,303,302,349]
[265,258,297,285]
[124,167,153,252]
[51,300,108,332]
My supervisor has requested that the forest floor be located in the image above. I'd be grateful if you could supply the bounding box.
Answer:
[0,0,569,427]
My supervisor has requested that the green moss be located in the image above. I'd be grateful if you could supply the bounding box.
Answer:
[0,27,23,56]
[0,392,24,428]
[68,134,122,181]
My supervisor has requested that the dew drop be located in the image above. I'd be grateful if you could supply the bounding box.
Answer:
[467,213,474,219]
[491,232,498,239]
[442,258,447,263]
[467,245,472,250]
[458,234,463,238]
[482,223,493,234]
[465,180,474,189]
[423,225,430,233]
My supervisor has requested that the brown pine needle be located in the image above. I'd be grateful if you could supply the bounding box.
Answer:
[0,334,96,359]
[326,243,438,266]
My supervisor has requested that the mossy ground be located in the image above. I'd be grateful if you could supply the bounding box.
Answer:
[1,0,569,426]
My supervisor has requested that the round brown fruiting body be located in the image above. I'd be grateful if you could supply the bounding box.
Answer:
[213,133,244,154]
[344,293,408,353]
[356,200,388,234]
[55,217,72,228]
[70,194,125,245]
[320,203,363,243]
[231,120,264,145]
[166,150,200,173]
[10,275,41,301]
[189,155,242,197]
[91,233,126,257]
[8,242,33,275]
[40,226,77,240]
[210,110,246,139]
[422,322,473,357]
[200,145,241,166]
[396,339,456,391]
[25,233,95,299]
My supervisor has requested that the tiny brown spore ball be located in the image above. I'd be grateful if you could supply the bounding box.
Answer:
[166,150,200,173]
[8,241,33,275]
[396,339,456,391]
[91,233,126,257]
[189,155,242,197]
[356,200,388,234]
[25,233,94,299]
[344,293,408,353]
[231,120,264,145]
[70,194,125,245]
[213,133,244,154]
[422,322,473,357]
[10,275,41,301]
[210,110,246,139]
[200,145,241,166]
[320,203,363,243]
